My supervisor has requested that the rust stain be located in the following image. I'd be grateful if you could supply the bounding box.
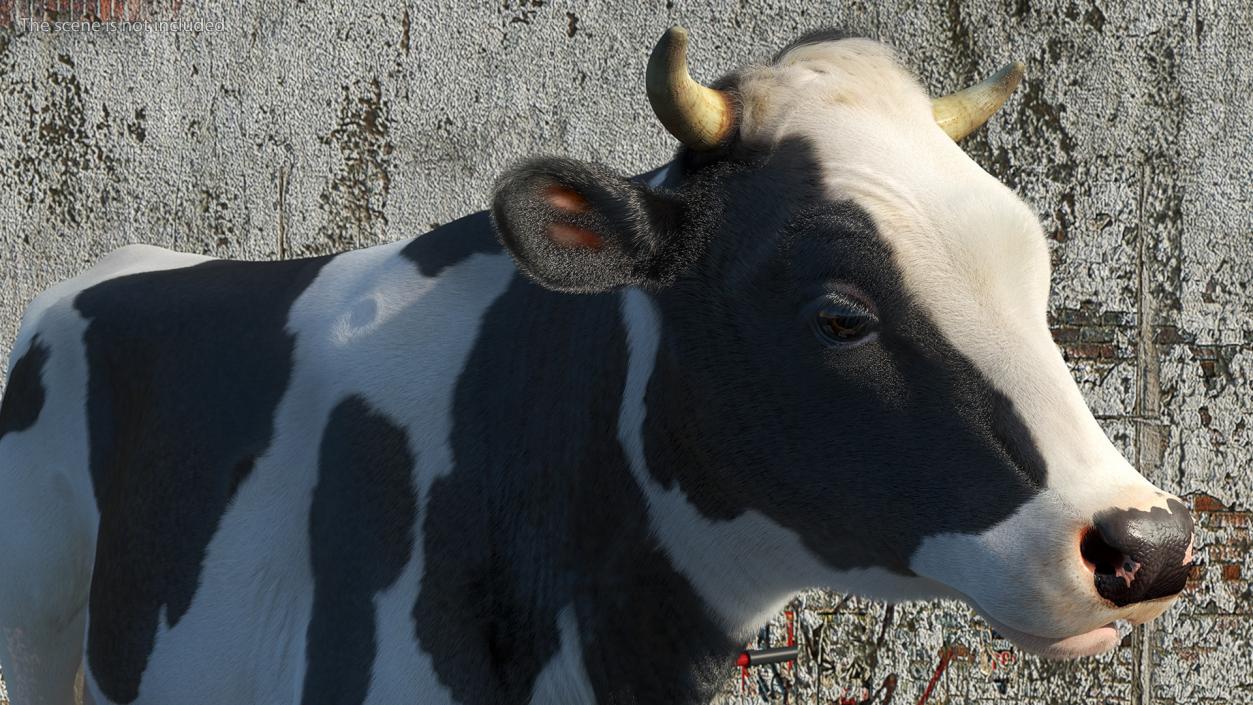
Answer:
[315,77,394,253]
[400,6,410,55]
[197,185,237,251]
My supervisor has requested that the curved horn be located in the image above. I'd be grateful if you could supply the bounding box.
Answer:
[931,61,1026,141]
[646,26,736,149]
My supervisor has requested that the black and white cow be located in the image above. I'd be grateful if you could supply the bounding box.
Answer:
[0,28,1195,705]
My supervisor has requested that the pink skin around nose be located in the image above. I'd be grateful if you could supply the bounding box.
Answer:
[1115,559,1142,588]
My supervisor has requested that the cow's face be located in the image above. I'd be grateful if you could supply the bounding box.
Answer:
[492,30,1195,658]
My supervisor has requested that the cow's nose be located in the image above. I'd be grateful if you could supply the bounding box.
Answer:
[1080,498,1194,607]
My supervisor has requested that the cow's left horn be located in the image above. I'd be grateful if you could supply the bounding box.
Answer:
[931,61,1026,141]
[646,26,736,150]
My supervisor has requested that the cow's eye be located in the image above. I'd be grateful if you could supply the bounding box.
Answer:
[812,295,878,346]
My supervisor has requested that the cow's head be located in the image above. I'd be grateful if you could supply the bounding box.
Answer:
[491,28,1195,658]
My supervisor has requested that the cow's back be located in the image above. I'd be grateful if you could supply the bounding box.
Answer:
[0,214,523,704]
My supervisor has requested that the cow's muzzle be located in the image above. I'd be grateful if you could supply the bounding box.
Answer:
[1079,498,1195,607]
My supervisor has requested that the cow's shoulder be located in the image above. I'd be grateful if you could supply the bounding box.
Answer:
[282,214,512,384]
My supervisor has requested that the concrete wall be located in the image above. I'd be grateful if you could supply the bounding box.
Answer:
[0,1,1248,703]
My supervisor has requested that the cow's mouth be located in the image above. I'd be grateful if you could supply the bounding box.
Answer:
[981,615,1130,658]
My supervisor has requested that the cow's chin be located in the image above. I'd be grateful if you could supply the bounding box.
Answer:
[979,614,1127,659]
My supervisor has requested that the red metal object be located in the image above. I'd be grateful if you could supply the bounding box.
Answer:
[736,645,799,667]
[916,646,955,705]
[785,610,795,672]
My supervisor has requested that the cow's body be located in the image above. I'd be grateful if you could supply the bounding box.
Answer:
[1,31,1196,705]
[1,203,746,704]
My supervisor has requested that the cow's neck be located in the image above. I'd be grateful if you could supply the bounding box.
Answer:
[414,265,740,704]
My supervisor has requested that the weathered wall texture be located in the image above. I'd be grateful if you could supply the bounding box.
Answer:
[0,1,1249,703]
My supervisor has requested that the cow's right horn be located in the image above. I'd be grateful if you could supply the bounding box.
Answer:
[931,61,1026,141]
[646,26,736,150]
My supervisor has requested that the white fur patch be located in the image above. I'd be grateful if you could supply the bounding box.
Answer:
[527,607,597,705]
[365,544,455,705]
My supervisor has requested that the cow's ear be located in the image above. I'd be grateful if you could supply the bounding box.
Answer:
[491,157,688,293]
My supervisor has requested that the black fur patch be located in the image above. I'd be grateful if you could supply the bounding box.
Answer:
[0,335,50,443]
[642,138,1046,573]
[641,142,1042,573]
[76,255,330,703]
[302,396,417,705]
[400,210,502,278]
[414,272,733,705]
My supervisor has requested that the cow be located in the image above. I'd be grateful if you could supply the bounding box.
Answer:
[0,27,1196,705]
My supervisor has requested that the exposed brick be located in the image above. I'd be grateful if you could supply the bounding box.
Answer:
[0,0,177,23]
[1208,512,1250,529]
[1063,343,1120,359]
[1052,325,1083,343]
[1154,325,1194,345]
[1049,304,1135,328]
[1079,326,1117,343]
[1193,493,1228,512]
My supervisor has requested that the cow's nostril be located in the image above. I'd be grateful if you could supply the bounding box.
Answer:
[1085,499,1194,607]
[1080,526,1125,577]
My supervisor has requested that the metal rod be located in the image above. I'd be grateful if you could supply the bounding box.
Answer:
[736,646,800,667]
